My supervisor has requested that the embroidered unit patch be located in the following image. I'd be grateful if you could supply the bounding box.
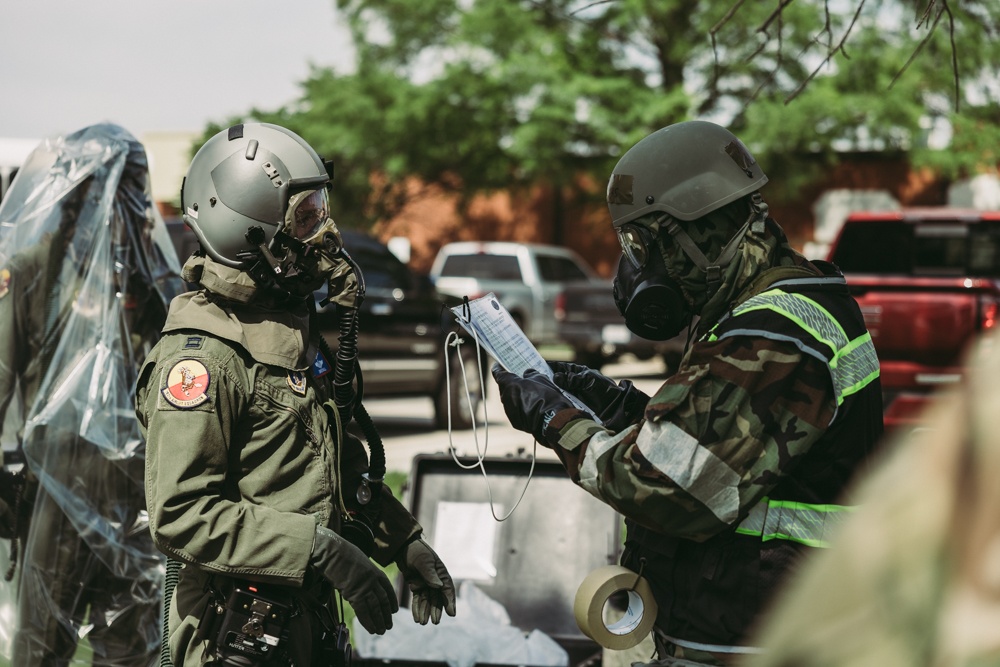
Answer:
[162,359,210,408]
[313,350,331,378]
[287,370,307,395]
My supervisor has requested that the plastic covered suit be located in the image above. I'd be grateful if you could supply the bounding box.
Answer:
[0,124,183,665]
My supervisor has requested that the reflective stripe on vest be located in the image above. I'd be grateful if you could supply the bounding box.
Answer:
[735,497,855,548]
[725,289,880,406]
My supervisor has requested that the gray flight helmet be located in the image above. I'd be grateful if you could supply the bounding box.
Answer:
[607,120,768,227]
[181,122,330,268]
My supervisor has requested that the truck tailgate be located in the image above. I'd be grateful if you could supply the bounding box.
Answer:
[848,277,986,366]
[560,280,618,325]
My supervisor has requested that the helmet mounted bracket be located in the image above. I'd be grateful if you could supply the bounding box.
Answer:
[244,226,283,275]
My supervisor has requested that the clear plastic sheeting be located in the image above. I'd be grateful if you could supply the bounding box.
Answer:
[353,582,570,667]
[0,124,183,665]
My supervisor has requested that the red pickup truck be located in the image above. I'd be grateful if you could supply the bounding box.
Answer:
[827,208,1000,433]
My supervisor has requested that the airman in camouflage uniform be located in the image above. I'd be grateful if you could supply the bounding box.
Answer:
[493,121,883,665]
[137,123,455,666]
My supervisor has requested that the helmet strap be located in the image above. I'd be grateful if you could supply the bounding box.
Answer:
[662,216,746,292]
[749,192,769,234]
[660,193,768,293]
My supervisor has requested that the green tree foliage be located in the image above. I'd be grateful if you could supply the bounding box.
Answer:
[200,0,1000,228]
[737,1,1000,192]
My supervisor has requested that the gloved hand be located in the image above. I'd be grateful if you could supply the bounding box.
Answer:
[310,525,398,635]
[549,361,649,432]
[492,364,575,447]
[395,538,457,625]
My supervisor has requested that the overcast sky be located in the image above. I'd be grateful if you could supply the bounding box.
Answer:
[1,0,356,141]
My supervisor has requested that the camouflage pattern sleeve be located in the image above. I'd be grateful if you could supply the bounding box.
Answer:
[546,334,837,541]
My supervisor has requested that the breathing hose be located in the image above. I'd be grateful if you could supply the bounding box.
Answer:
[319,242,386,545]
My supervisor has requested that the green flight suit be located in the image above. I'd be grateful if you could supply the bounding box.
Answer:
[136,282,421,666]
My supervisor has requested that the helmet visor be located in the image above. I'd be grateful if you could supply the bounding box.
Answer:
[287,188,331,242]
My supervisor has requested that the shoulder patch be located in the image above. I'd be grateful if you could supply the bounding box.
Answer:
[0,269,10,300]
[183,336,204,350]
[287,370,307,396]
[313,349,331,378]
[161,359,211,409]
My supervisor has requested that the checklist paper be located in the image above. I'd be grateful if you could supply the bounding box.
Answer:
[450,292,601,423]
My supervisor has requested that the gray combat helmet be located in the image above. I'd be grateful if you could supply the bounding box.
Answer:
[181,122,331,268]
[607,120,768,227]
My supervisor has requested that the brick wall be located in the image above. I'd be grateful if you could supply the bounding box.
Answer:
[376,152,952,277]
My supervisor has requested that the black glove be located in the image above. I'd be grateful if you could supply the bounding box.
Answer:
[310,525,398,635]
[492,364,575,447]
[395,538,457,625]
[549,361,649,432]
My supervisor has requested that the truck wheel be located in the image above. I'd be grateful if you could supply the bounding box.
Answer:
[434,347,483,430]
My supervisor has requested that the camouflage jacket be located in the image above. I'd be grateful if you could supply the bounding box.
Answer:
[544,266,882,647]
[548,335,836,541]
[545,265,882,543]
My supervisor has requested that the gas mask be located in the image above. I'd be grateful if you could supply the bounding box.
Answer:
[612,205,760,340]
[255,187,347,298]
[612,223,693,341]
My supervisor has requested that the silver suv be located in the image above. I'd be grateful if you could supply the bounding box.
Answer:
[430,241,600,346]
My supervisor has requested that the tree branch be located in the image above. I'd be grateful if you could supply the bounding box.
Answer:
[887,0,963,112]
[784,0,867,104]
[710,0,973,111]
[888,5,943,92]
[915,0,938,30]
[709,0,749,90]
[748,2,787,103]
[758,0,797,34]
[709,0,750,36]
[569,0,615,16]
[944,0,961,112]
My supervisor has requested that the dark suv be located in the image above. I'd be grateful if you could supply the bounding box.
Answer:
[166,220,484,429]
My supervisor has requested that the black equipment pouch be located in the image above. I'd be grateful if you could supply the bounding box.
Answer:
[319,620,353,667]
[212,584,295,665]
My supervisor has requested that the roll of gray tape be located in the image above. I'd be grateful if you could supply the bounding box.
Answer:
[573,565,658,650]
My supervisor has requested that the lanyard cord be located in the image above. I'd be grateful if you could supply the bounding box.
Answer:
[442,326,536,522]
